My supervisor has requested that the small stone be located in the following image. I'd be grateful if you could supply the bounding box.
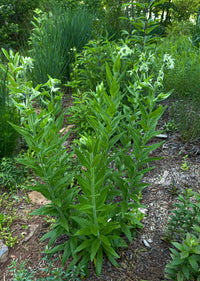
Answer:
[120,262,127,269]
[155,134,168,139]
[142,239,151,248]
[0,239,8,263]
[22,224,39,243]
[138,208,147,214]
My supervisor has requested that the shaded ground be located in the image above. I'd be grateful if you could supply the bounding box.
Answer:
[0,96,200,280]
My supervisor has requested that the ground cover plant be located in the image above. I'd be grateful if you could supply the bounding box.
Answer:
[165,189,200,280]
[1,0,200,280]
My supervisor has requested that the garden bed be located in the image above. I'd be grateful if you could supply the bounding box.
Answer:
[1,126,200,280]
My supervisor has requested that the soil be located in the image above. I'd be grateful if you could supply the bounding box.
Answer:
[0,96,200,281]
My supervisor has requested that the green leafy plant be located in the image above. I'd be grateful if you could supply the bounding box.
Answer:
[0,157,27,190]
[10,75,78,250]
[164,119,177,133]
[8,255,86,281]
[165,189,200,242]
[165,189,200,280]
[68,38,116,93]
[38,254,86,281]
[9,50,171,277]
[167,178,180,196]
[121,0,162,52]
[165,19,195,38]
[0,47,36,158]
[165,232,200,281]
[66,55,170,274]
[180,155,189,171]
[67,90,94,136]
[0,193,18,247]
[8,259,36,281]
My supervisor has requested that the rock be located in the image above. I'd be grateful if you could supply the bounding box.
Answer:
[0,239,8,263]
[22,224,39,243]
[28,191,51,205]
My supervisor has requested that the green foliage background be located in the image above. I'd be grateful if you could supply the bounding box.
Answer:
[0,0,41,49]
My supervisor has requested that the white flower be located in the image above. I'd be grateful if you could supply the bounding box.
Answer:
[154,69,164,88]
[118,44,134,58]
[163,54,175,70]
[21,56,34,71]
[139,62,149,72]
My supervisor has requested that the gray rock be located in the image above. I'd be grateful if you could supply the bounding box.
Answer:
[0,239,8,263]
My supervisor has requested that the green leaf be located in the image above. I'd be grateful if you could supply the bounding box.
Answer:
[104,247,119,267]
[172,242,184,252]
[182,264,190,279]
[188,255,199,271]
[75,227,93,236]
[177,271,184,281]
[121,201,128,217]
[96,247,103,276]
[91,239,100,261]
[170,257,183,266]
[71,216,91,228]
[156,90,172,102]
[9,123,35,148]
[62,241,71,265]
[106,63,113,88]
[100,235,111,246]
[75,239,93,253]
[113,55,121,74]
[120,222,132,243]
[59,217,69,232]
[180,251,189,259]
[70,237,78,259]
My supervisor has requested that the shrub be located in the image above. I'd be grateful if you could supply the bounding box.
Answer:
[165,20,195,37]
[29,6,94,85]
[192,14,200,47]
[0,0,41,49]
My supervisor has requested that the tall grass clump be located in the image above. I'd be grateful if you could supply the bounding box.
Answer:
[171,96,200,143]
[0,70,19,158]
[155,35,200,98]
[29,6,94,85]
